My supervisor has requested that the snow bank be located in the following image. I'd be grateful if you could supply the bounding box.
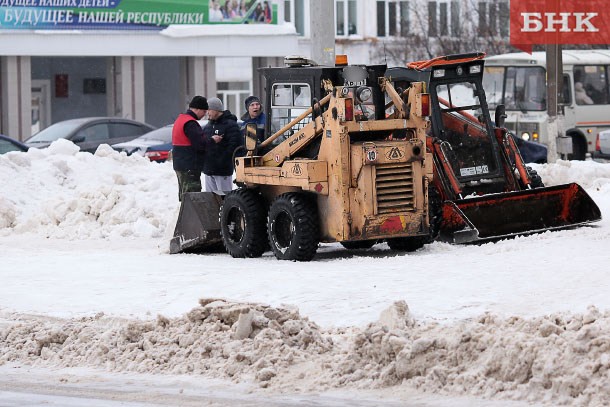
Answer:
[2,141,609,243]
[1,300,609,406]
[1,140,178,240]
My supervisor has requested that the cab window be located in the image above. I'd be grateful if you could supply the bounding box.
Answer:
[270,83,311,144]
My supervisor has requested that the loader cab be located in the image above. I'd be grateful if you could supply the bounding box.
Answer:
[388,56,508,196]
[259,60,387,147]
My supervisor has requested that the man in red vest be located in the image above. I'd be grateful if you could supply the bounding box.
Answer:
[172,96,208,201]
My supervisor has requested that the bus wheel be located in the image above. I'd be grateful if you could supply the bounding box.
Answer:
[567,134,587,161]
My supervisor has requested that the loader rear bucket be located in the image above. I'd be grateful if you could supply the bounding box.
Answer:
[169,192,225,254]
[439,183,602,244]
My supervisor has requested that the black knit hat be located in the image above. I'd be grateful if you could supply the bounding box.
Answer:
[244,95,261,110]
[189,96,208,110]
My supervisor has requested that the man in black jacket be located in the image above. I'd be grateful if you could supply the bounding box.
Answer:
[202,98,241,192]
[172,96,208,201]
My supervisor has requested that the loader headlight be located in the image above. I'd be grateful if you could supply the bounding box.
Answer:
[521,132,530,141]
[356,86,372,103]
[433,69,445,78]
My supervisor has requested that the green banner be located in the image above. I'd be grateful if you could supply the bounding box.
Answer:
[0,0,277,30]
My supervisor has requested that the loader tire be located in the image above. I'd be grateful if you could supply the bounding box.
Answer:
[427,184,443,242]
[220,188,267,258]
[268,193,319,261]
[525,166,545,189]
[341,240,377,250]
[386,236,426,252]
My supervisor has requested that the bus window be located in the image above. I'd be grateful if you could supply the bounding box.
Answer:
[573,65,609,105]
[505,67,546,111]
[560,74,571,105]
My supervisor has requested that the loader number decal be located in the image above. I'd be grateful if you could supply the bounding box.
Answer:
[460,165,489,176]
[367,149,377,162]
[345,79,367,86]
[364,143,378,162]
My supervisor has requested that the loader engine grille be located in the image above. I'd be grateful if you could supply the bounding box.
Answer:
[375,163,415,213]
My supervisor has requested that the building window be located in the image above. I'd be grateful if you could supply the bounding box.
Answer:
[377,1,410,37]
[217,81,250,117]
[376,2,385,36]
[428,1,437,37]
[478,1,509,37]
[400,1,409,36]
[498,1,509,37]
[283,0,305,36]
[478,2,487,35]
[451,1,460,37]
[336,0,358,36]
[489,2,497,35]
[439,2,448,36]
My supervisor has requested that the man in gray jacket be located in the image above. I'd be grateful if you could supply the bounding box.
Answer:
[202,98,241,192]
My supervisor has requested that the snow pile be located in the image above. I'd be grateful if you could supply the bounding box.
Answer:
[0,299,333,388]
[335,303,610,406]
[3,141,610,243]
[0,140,178,240]
[2,300,609,406]
[533,160,610,191]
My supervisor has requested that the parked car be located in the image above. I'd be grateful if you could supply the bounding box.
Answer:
[510,132,548,164]
[112,120,207,163]
[0,134,29,154]
[594,129,610,160]
[25,117,156,154]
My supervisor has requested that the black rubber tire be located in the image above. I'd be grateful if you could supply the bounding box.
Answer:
[567,134,587,161]
[220,188,267,258]
[386,236,426,252]
[526,166,545,189]
[267,193,319,261]
[340,240,377,250]
[427,184,443,242]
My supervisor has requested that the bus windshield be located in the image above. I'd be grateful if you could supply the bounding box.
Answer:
[483,66,547,112]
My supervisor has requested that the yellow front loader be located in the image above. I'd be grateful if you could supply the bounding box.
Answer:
[171,57,435,261]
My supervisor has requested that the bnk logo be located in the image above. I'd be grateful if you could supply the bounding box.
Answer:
[510,1,610,53]
[521,13,598,33]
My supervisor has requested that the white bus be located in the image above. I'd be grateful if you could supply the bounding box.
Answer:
[483,50,610,160]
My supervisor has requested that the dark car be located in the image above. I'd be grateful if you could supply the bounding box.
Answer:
[25,117,156,154]
[510,132,548,164]
[112,120,208,162]
[0,134,29,154]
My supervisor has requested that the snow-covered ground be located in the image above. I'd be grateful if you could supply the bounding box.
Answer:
[1,140,610,406]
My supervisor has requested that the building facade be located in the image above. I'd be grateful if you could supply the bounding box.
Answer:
[0,0,510,141]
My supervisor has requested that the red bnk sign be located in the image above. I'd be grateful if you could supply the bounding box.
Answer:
[510,0,610,53]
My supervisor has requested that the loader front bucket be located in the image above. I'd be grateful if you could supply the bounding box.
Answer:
[169,192,225,254]
[439,183,601,244]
